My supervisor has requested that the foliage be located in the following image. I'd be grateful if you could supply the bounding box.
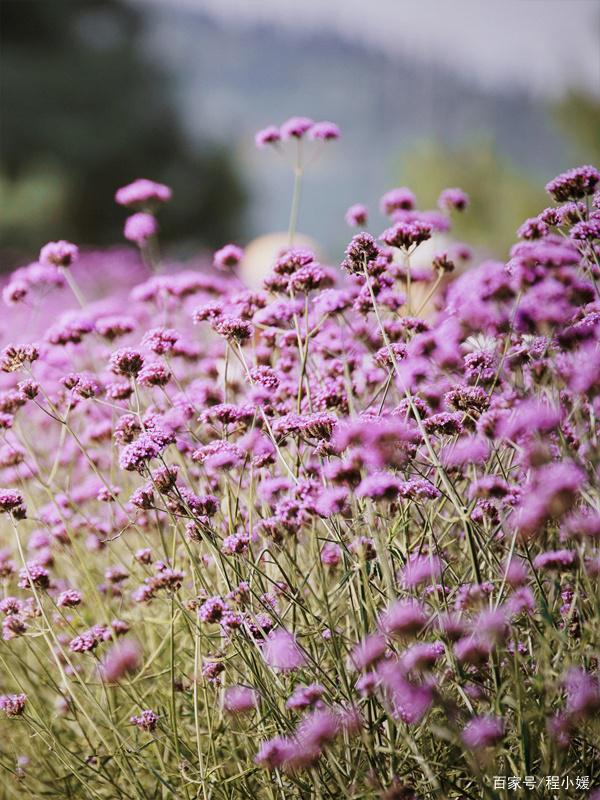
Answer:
[0,0,245,261]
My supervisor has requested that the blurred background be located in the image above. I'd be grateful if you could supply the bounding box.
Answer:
[1,0,599,270]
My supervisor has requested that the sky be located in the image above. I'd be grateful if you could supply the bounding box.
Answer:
[131,0,600,98]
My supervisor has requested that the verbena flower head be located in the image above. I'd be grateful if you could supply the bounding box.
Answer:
[545,165,600,202]
[0,489,27,518]
[380,188,416,215]
[124,212,157,245]
[438,187,469,212]
[563,667,600,719]
[345,203,368,227]
[401,554,443,589]
[100,639,141,683]
[214,316,253,342]
[109,348,145,377]
[280,116,314,140]
[286,683,325,710]
[213,244,243,271]
[377,663,434,724]
[461,715,504,749]
[115,178,172,207]
[130,709,159,732]
[223,685,258,714]
[380,220,432,250]
[378,600,428,638]
[348,633,387,671]
[57,589,82,608]
[39,240,79,268]
[255,125,281,148]
[307,121,340,141]
[262,629,307,671]
[1,344,39,373]
[341,233,381,274]
[0,693,27,717]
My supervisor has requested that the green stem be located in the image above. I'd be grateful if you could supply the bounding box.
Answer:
[288,141,303,245]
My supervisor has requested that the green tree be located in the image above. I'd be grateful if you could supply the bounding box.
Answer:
[0,0,246,264]
[397,138,547,257]
[552,90,600,164]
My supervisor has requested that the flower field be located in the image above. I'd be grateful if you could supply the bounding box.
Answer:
[0,120,599,799]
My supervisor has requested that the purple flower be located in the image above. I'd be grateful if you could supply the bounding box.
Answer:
[141,327,180,355]
[562,508,600,542]
[18,563,49,590]
[401,642,444,672]
[0,597,22,616]
[438,187,469,213]
[307,121,340,141]
[115,178,172,207]
[272,247,316,276]
[124,212,158,245]
[110,348,144,377]
[213,244,243,271]
[440,436,489,468]
[378,662,434,724]
[453,636,492,666]
[320,541,342,566]
[296,708,340,747]
[498,399,560,441]
[461,715,504,749]
[378,601,428,638]
[516,462,584,537]
[223,685,258,714]
[286,683,325,711]
[517,216,549,240]
[100,639,141,683]
[506,587,536,617]
[130,709,159,732]
[57,589,82,608]
[280,116,314,140]
[262,629,307,671]
[356,472,402,501]
[39,240,79,268]
[570,217,600,240]
[199,596,228,624]
[0,489,26,518]
[401,554,443,589]
[341,232,381,274]
[380,187,416,215]
[380,220,432,250]
[202,660,225,683]
[138,362,171,388]
[214,316,253,342]
[96,315,137,340]
[119,433,165,472]
[504,558,530,587]
[563,668,600,719]
[348,633,387,671]
[0,693,27,717]
[254,736,295,770]
[288,263,330,293]
[254,125,281,148]
[345,203,368,227]
[546,165,600,202]
[3,280,29,305]
[533,549,578,572]
[474,609,509,643]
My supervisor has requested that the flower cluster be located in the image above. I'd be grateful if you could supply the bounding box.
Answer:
[0,132,598,799]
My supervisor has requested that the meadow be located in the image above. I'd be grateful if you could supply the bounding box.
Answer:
[0,119,598,799]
